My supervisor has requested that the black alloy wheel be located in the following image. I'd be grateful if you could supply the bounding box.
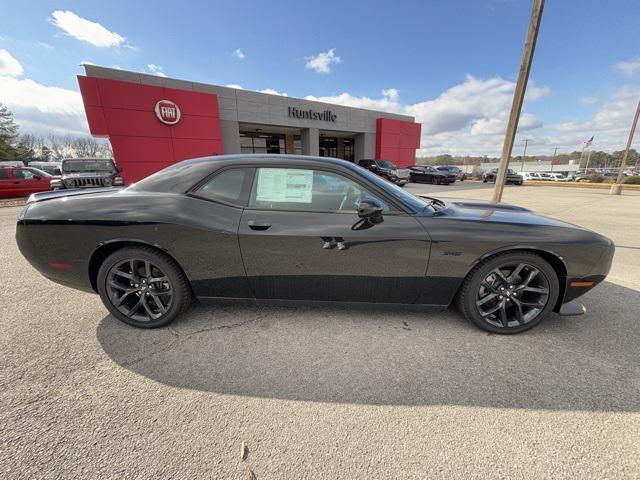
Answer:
[457,252,559,333]
[107,258,172,322]
[97,246,191,328]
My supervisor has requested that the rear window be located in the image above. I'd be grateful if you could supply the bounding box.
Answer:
[195,168,251,205]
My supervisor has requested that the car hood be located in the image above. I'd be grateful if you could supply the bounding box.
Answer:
[431,198,583,229]
[61,172,115,178]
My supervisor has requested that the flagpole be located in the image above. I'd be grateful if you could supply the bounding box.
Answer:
[585,147,593,171]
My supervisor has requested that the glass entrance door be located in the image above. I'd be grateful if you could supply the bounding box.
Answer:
[319,137,338,157]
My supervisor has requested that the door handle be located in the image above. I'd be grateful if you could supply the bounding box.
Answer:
[248,220,271,231]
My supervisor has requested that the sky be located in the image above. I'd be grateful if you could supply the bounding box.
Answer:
[0,0,639,157]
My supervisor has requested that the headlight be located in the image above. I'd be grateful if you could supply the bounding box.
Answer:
[64,178,74,187]
[391,169,398,176]
[113,176,123,186]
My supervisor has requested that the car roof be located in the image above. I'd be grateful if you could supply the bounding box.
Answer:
[129,154,368,194]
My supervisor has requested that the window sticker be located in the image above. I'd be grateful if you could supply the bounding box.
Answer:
[256,168,313,203]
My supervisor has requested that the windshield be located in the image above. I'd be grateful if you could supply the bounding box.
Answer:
[63,159,115,173]
[376,160,397,169]
[28,168,51,177]
[356,167,431,213]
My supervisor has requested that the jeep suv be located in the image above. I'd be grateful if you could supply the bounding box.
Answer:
[357,159,410,186]
[51,158,123,190]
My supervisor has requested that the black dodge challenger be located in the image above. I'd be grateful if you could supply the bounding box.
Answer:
[16,155,614,334]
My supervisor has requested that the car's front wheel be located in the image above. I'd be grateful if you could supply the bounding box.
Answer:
[432,176,440,185]
[457,252,559,334]
[97,246,192,328]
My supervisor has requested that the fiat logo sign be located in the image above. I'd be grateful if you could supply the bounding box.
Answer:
[154,100,181,125]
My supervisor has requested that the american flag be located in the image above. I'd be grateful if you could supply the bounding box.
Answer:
[585,136,594,148]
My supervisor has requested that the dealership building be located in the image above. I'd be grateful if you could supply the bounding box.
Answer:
[78,65,422,182]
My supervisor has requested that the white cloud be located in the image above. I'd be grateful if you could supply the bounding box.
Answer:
[259,88,288,96]
[305,75,556,155]
[147,64,167,77]
[0,49,23,77]
[49,10,125,48]
[0,75,88,136]
[580,96,599,106]
[614,57,640,77]
[305,48,341,74]
[224,84,287,96]
[232,48,246,60]
[544,86,640,152]
[37,41,53,50]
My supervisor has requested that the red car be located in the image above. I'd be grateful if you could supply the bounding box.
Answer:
[0,166,58,198]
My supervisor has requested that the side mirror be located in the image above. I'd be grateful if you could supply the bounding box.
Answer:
[116,165,123,173]
[357,198,383,224]
[33,175,41,180]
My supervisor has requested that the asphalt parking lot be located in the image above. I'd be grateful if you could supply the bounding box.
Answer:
[1,185,639,479]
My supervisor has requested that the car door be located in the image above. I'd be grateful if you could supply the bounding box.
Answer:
[0,168,13,198]
[238,166,431,303]
[409,167,422,182]
[22,168,49,195]
[9,168,32,197]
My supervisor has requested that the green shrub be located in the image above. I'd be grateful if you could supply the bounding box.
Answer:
[602,179,615,184]
[623,176,640,184]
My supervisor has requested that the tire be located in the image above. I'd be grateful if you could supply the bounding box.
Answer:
[97,246,192,328]
[482,177,487,183]
[456,252,560,334]
[432,176,439,185]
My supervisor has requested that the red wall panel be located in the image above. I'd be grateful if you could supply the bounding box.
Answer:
[375,118,422,168]
[77,76,223,183]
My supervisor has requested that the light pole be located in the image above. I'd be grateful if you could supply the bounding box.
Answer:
[550,146,558,172]
[520,139,530,171]
[491,0,545,203]
[611,98,640,195]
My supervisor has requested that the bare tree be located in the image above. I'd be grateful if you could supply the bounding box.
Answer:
[47,134,112,160]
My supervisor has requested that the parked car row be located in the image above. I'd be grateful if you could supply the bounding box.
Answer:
[357,160,468,186]
[1,158,123,199]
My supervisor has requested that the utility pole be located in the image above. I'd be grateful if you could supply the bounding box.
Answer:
[492,0,545,203]
[611,98,640,195]
[550,146,558,172]
[520,139,530,171]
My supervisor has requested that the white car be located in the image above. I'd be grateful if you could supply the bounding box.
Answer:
[546,173,570,182]
[520,172,542,181]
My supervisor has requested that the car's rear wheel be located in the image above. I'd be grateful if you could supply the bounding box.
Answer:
[97,246,191,328]
[457,252,559,334]
[432,176,439,185]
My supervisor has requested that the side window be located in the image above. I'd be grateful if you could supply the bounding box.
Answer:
[248,168,395,213]
[0,169,8,180]
[195,168,250,205]
[12,169,27,180]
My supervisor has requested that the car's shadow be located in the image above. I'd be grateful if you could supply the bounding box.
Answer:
[97,281,640,412]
